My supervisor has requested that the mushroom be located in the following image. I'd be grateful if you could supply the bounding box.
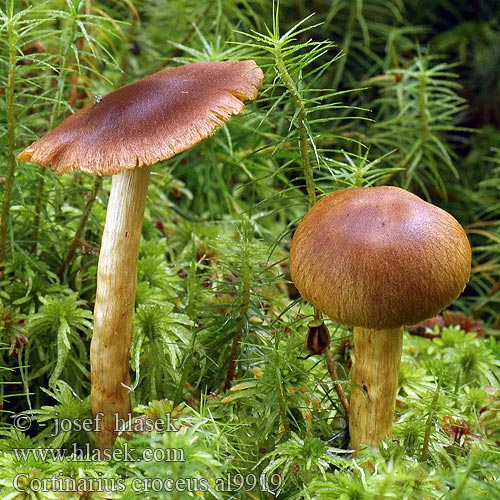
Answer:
[18,60,264,452]
[289,186,471,451]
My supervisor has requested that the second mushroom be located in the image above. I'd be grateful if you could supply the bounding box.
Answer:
[289,186,471,452]
[18,60,264,453]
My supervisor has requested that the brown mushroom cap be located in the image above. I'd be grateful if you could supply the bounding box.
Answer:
[18,60,264,176]
[290,186,472,329]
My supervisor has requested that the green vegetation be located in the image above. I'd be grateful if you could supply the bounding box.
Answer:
[0,0,499,498]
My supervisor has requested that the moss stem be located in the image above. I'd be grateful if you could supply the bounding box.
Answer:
[0,6,18,263]
[274,45,316,208]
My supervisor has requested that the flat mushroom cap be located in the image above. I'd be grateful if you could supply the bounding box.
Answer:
[290,186,472,329]
[18,60,264,176]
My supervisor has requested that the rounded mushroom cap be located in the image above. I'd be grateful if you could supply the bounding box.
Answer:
[18,60,264,176]
[290,186,472,329]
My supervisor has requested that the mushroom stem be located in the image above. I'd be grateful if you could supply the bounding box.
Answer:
[349,326,403,451]
[90,166,151,453]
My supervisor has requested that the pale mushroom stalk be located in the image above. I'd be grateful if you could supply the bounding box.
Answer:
[349,326,403,452]
[91,166,150,452]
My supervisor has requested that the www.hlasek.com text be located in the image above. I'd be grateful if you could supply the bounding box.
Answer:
[13,442,184,463]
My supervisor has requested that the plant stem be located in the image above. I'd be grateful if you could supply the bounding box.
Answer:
[274,46,316,208]
[421,377,442,461]
[223,234,251,391]
[276,34,354,423]
[223,331,243,392]
[31,171,46,255]
[325,348,350,418]
[0,7,18,263]
[349,326,403,451]
[58,176,102,279]
[418,71,429,143]
[32,0,92,255]
[276,36,356,426]
[90,166,150,453]
[274,347,291,437]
